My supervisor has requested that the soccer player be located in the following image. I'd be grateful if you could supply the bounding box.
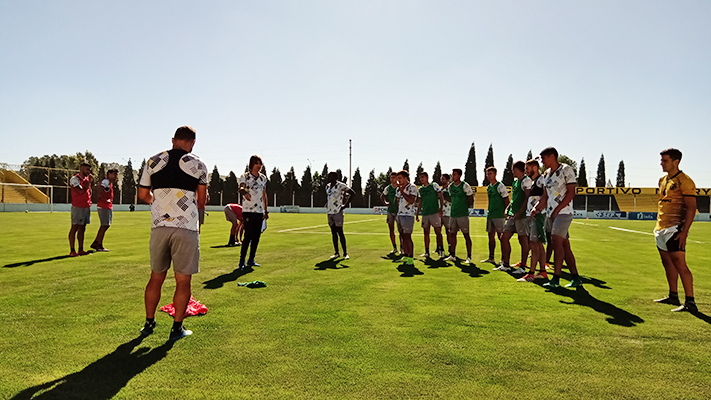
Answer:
[223,203,244,246]
[415,171,444,258]
[380,172,402,254]
[138,126,207,341]
[653,148,698,312]
[532,147,582,288]
[483,167,510,267]
[500,161,530,274]
[395,170,419,266]
[517,159,549,282]
[446,168,474,263]
[326,171,356,259]
[90,168,118,252]
[440,173,453,257]
[239,155,269,270]
[68,162,94,256]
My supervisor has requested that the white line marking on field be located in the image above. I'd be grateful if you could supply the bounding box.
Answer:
[609,226,705,243]
[572,221,599,226]
[277,218,382,232]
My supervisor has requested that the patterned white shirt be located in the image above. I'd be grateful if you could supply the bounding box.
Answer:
[441,187,452,217]
[139,149,208,231]
[395,183,419,216]
[542,164,576,215]
[526,174,545,216]
[325,181,350,214]
[239,172,268,213]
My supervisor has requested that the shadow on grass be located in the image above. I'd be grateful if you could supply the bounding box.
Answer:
[396,263,424,277]
[10,336,173,400]
[202,268,253,289]
[210,244,241,249]
[558,270,611,289]
[690,310,711,325]
[4,254,73,268]
[454,260,489,278]
[424,257,450,269]
[541,285,644,327]
[314,259,350,270]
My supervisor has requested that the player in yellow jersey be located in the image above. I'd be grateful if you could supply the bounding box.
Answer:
[653,148,698,312]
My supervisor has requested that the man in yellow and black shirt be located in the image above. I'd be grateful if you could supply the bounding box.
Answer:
[653,148,698,313]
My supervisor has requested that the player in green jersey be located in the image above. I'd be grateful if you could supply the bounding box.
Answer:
[500,161,531,274]
[482,166,510,266]
[415,171,444,258]
[446,168,474,263]
[380,172,402,254]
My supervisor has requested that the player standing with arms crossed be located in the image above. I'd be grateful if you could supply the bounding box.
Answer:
[446,168,474,263]
[68,163,94,256]
[483,166,510,267]
[500,161,530,274]
[653,148,698,312]
[380,172,402,254]
[138,126,207,341]
[415,172,444,258]
[395,170,419,266]
[326,171,355,259]
[518,159,549,282]
[90,168,118,252]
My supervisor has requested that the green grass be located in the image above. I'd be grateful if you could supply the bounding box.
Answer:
[1,211,711,399]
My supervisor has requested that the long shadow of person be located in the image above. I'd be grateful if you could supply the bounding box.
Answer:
[10,336,174,400]
[540,285,644,327]
[690,310,711,325]
[558,271,611,289]
[202,268,253,289]
[381,253,403,261]
[454,260,490,278]
[396,263,424,277]
[423,257,449,269]
[4,255,73,268]
[314,259,349,270]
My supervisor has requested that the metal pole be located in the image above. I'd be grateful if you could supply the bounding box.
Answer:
[349,139,352,207]
[609,196,612,211]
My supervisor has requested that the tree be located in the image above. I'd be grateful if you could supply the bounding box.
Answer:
[364,169,378,208]
[313,163,329,207]
[464,142,478,186]
[433,161,442,185]
[208,165,223,205]
[482,144,495,186]
[577,158,588,187]
[616,160,626,187]
[527,150,533,161]
[121,159,137,205]
[223,172,239,204]
[595,154,606,187]
[136,159,148,203]
[502,154,514,186]
[414,162,424,186]
[402,159,409,172]
[351,167,363,207]
[335,169,346,185]
[299,165,313,206]
[283,166,299,204]
[558,155,578,177]
[268,167,283,206]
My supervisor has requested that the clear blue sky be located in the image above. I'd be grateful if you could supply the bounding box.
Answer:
[1,1,709,187]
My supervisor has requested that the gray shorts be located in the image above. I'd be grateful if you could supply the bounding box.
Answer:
[71,206,91,225]
[224,206,240,224]
[529,214,547,243]
[397,215,415,234]
[441,216,450,231]
[421,214,442,229]
[486,218,505,233]
[449,216,470,234]
[150,227,200,275]
[328,211,344,227]
[503,217,529,235]
[97,207,112,226]
[546,213,573,238]
[386,212,397,224]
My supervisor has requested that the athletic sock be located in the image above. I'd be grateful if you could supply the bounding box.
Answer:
[686,296,695,305]
[572,273,580,279]
[669,291,679,299]
[146,317,155,324]
[172,321,183,332]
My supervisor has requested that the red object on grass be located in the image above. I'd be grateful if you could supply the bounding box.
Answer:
[160,296,207,317]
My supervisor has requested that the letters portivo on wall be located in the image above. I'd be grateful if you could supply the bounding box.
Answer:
[574,187,711,196]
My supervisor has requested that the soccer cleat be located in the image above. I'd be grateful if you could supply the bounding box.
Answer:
[543,279,561,288]
[344,254,350,260]
[439,250,446,258]
[95,248,110,252]
[512,261,523,267]
[565,278,583,288]
[511,267,527,275]
[330,253,340,259]
[389,249,398,255]
[545,262,552,270]
[445,255,457,262]
[654,296,681,306]
[246,259,261,267]
[533,271,549,280]
[169,326,193,341]
[69,251,79,257]
[517,273,535,282]
[140,320,156,336]
[481,257,496,264]
[671,303,698,313]
[494,265,512,272]
[77,250,91,256]
[238,261,246,270]
[421,252,430,258]
[465,257,472,264]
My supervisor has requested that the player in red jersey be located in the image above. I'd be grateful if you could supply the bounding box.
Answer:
[68,163,94,256]
[224,203,244,246]
[90,169,118,252]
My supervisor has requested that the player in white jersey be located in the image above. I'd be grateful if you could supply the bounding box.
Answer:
[239,155,269,270]
[439,173,452,258]
[138,126,208,341]
[326,171,356,259]
[531,147,582,288]
[395,170,419,266]
[517,159,549,282]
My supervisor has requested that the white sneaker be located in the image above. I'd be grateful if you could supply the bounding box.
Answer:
[481,257,496,264]
[344,254,350,260]
[511,267,527,275]
[420,252,430,258]
[465,257,472,264]
[445,255,457,261]
[330,253,340,259]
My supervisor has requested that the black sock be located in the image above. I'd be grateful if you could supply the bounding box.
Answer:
[146,317,155,324]
[572,273,580,279]
[425,248,429,253]
[669,291,679,298]
[686,296,695,305]
[172,321,183,331]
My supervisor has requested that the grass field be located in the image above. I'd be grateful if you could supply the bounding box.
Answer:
[1,211,711,399]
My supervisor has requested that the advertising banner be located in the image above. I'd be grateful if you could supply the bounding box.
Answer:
[593,211,627,219]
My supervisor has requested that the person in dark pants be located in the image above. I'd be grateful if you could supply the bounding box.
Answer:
[325,171,355,259]
[238,155,269,270]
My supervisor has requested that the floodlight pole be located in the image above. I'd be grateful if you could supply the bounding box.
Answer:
[349,139,352,187]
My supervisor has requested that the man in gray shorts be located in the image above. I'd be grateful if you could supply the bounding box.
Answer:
[90,168,118,252]
[325,172,355,259]
[532,147,582,288]
[68,163,94,257]
[416,171,444,258]
[483,167,509,266]
[395,170,419,266]
[445,168,474,263]
[380,172,402,254]
[138,126,208,341]
[500,161,530,274]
